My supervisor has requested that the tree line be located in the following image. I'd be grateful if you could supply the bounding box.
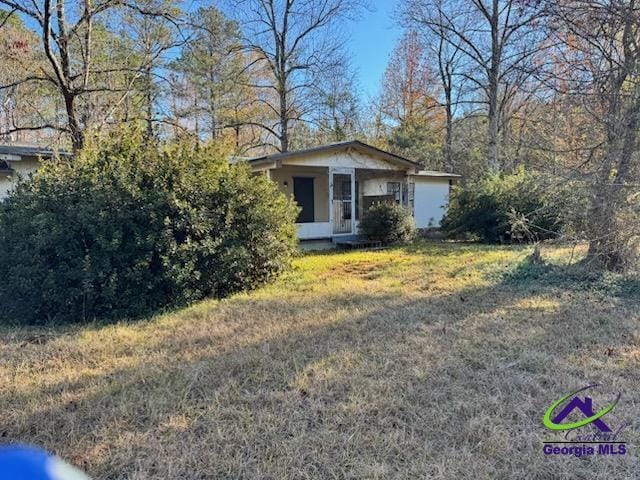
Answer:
[0,0,638,270]
[0,0,366,152]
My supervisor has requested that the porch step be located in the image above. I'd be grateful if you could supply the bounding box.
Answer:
[335,239,384,250]
[299,239,335,251]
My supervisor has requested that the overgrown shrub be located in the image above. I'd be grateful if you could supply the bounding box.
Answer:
[0,135,298,325]
[441,167,589,243]
[358,202,416,244]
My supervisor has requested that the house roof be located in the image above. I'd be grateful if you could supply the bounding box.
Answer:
[0,144,71,160]
[411,170,461,179]
[244,140,424,170]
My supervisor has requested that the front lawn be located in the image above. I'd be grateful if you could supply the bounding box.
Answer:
[1,241,639,478]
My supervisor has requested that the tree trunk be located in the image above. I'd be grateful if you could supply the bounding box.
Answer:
[444,85,453,172]
[279,86,289,152]
[64,92,84,151]
[144,67,154,141]
[586,101,639,271]
[193,91,200,142]
[208,80,217,140]
[487,0,500,171]
[585,183,625,271]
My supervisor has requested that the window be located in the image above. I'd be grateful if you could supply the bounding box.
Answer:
[387,182,401,203]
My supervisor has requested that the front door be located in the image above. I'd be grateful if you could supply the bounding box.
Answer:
[293,177,315,223]
[332,173,352,234]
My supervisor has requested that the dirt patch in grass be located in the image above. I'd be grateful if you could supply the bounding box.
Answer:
[325,258,411,281]
[1,241,639,479]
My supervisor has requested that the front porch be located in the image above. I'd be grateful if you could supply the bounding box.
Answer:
[268,165,412,240]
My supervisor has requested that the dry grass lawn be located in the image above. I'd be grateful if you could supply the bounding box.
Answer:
[1,241,639,479]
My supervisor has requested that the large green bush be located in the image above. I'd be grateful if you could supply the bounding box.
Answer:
[441,167,586,243]
[0,136,298,325]
[358,202,416,244]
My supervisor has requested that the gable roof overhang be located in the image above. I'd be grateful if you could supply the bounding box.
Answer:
[244,140,423,171]
[0,144,71,162]
[411,170,462,179]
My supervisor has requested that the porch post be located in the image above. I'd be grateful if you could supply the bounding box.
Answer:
[404,170,412,213]
[350,169,356,234]
[328,167,333,235]
[404,171,409,207]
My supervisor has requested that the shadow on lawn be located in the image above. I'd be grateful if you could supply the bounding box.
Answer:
[3,257,639,479]
[504,258,640,301]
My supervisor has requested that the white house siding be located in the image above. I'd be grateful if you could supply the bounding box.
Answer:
[412,177,451,228]
[296,222,332,239]
[0,158,40,200]
[359,175,404,197]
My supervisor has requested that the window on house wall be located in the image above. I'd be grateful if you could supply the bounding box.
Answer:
[387,182,401,203]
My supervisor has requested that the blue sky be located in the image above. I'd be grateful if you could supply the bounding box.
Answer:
[346,0,402,99]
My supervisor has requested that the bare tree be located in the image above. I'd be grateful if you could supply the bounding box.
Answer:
[312,57,362,143]
[401,3,466,171]
[547,0,640,270]
[433,19,463,171]
[377,30,445,168]
[230,0,365,152]
[380,31,440,127]
[0,11,59,144]
[0,0,181,151]
[403,0,547,171]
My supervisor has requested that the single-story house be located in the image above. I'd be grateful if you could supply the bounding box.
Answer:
[0,144,69,199]
[242,141,460,241]
[0,141,461,243]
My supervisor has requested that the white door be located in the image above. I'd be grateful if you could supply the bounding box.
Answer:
[329,168,355,235]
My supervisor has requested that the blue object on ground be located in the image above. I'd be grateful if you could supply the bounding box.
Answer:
[0,445,89,479]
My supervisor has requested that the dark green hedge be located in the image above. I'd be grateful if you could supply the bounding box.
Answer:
[358,202,416,244]
[0,137,298,325]
[441,167,585,243]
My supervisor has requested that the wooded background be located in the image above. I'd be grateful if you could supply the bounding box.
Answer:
[0,0,638,270]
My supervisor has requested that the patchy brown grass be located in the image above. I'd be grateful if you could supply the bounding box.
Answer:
[1,241,639,479]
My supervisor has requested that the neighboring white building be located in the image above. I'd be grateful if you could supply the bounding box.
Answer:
[0,145,69,199]
[243,140,460,240]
